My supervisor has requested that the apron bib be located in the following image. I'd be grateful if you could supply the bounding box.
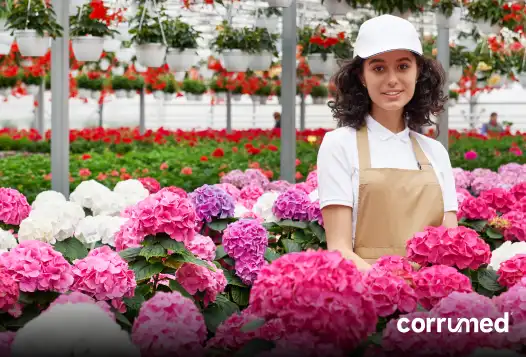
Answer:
[353,125,444,264]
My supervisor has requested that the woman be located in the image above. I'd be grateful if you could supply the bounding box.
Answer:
[317,15,458,271]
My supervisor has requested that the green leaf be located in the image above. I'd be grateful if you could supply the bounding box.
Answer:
[477,268,503,292]
[203,294,240,333]
[166,252,217,271]
[485,228,503,239]
[264,247,281,262]
[130,259,164,282]
[223,269,248,287]
[240,317,266,333]
[471,220,488,232]
[277,220,308,229]
[123,294,145,311]
[215,244,228,260]
[53,237,88,262]
[139,244,167,260]
[155,235,187,253]
[262,222,278,231]
[115,311,132,327]
[230,285,250,306]
[292,229,310,243]
[169,279,195,301]
[118,247,143,261]
[281,239,302,253]
[207,219,231,232]
[308,221,326,242]
[234,339,275,357]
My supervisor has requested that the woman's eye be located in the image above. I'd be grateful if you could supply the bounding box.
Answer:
[373,66,384,72]
[399,63,410,70]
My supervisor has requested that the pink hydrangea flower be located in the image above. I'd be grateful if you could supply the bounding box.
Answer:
[114,220,143,251]
[206,311,285,351]
[453,168,473,189]
[48,291,114,320]
[214,183,241,201]
[307,200,323,226]
[71,246,136,300]
[457,196,497,221]
[138,177,161,194]
[240,184,264,202]
[471,173,502,195]
[510,182,526,202]
[158,186,188,198]
[264,180,292,192]
[0,188,31,225]
[0,268,19,313]
[493,283,526,325]
[132,291,207,357]
[175,262,227,307]
[511,197,526,213]
[497,254,526,287]
[248,249,377,351]
[363,269,417,317]
[456,188,472,205]
[244,168,270,188]
[412,265,473,310]
[222,219,268,285]
[479,188,516,214]
[371,255,415,283]
[306,170,318,189]
[184,233,216,261]
[504,219,526,242]
[407,226,491,270]
[0,240,73,293]
[294,182,314,194]
[464,150,478,160]
[220,170,248,189]
[272,188,310,221]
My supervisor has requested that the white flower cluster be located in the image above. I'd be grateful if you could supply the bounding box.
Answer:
[489,241,526,271]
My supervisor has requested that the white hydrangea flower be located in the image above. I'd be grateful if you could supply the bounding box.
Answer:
[0,228,18,252]
[75,216,105,245]
[489,241,526,271]
[29,201,85,242]
[98,216,128,247]
[91,191,128,216]
[113,179,149,207]
[11,303,140,357]
[234,204,250,218]
[31,190,66,210]
[252,191,280,223]
[17,216,55,244]
[308,188,319,202]
[70,180,112,209]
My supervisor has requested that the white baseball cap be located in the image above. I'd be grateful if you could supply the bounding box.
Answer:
[353,15,423,59]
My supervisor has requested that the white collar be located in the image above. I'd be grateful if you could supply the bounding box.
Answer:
[365,114,410,143]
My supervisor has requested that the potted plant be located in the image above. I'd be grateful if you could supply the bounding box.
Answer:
[254,8,281,33]
[253,83,272,105]
[128,5,168,68]
[299,26,349,76]
[76,72,105,99]
[432,0,461,26]
[246,27,278,71]
[211,21,252,72]
[311,84,328,105]
[70,1,119,62]
[182,79,207,101]
[162,76,177,101]
[21,72,44,96]
[465,0,503,34]
[164,16,201,72]
[0,0,13,54]
[126,74,145,98]
[5,0,63,57]
[209,75,228,100]
[0,69,17,97]
[231,85,243,101]
[111,75,131,98]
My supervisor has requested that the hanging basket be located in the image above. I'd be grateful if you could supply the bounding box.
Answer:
[187,94,203,101]
[312,97,327,105]
[0,88,10,97]
[518,73,526,89]
[164,93,173,101]
[26,84,40,95]
[153,90,164,100]
[15,30,50,57]
[90,90,101,100]
[165,48,199,72]
[266,0,292,7]
[232,94,242,101]
[72,36,105,62]
[449,65,463,84]
[323,0,353,16]
[248,51,273,71]
[77,88,89,98]
[103,37,121,52]
[135,43,167,68]
[222,49,251,72]
[476,20,500,34]
[0,33,13,55]
[215,92,226,100]
[114,90,127,99]
[255,16,280,33]
[126,91,136,99]
[115,47,134,63]
[307,53,338,76]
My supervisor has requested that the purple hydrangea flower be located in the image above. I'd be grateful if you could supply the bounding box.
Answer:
[244,169,269,188]
[264,180,292,192]
[220,170,249,189]
[222,219,268,285]
[189,185,235,222]
[307,200,323,226]
[272,188,310,221]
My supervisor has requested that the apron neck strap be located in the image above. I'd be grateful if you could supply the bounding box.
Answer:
[356,125,432,170]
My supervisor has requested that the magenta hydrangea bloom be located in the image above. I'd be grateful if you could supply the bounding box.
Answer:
[132,291,207,357]
[71,246,136,300]
[175,262,227,306]
[220,170,249,189]
[244,168,270,188]
[457,196,497,221]
[0,240,73,293]
[272,188,310,221]
[184,233,216,261]
[0,269,19,313]
[158,186,188,198]
[239,184,264,202]
[249,249,377,351]
[189,184,235,222]
[48,291,114,320]
[306,170,318,188]
[370,255,415,283]
[264,180,292,192]
[138,177,161,194]
[0,187,31,225]
[214,183,241,201]
[307,200,323,226]
[222,219,268,285]
[497,254,526,287]
[510,182,526,202]
[494,283,526,325]
[479,187,516,214]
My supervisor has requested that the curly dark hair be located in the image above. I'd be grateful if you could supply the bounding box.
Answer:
[327,55,447,134]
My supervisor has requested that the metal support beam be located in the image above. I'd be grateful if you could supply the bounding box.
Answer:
[280,0,297,183]
[36,82,45,136]
[99,102,104,128]
[51,0,70,197]
[226,91,232,133]
[299,93,306,131]
[139,87,145,134]
[436,14,450,150]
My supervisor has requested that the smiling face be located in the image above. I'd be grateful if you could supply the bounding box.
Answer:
[361,50,419,113]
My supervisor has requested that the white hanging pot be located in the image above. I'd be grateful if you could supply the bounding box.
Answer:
[103,37,121,52]
[312,97,327,105]
[115,23,131,41]
[222,49,251,72]
[476,20,500,34]
[266,0,292,7]
[259,96,267,105]
[232,94,242,101]
[435,8,461,28]
[199,67,214,80]
[323,0,353,15]
[187,93,203,101]
[111,66,125,76]
[165,48,199,72]
[114,90,126,98]
[255,16,279,33]
[91,90,101,99]
[153,90,164,100]
[0,88,9,97]
[164,92,173,101]
[0,32,14,48]
[0,44,10,55]
[518,73,526,89]
[174,72,186,81]
[215,92,226,100]
[72,36,105,62]
[77,88,89,98]
[15,30,50,57]
[134,62,147,72]
[135,43,167,68]
[115,47,134,63]
[26,84,40,95]
[126,90,136,99]
[307,53,338,76]
[249,51,273,71]
[449,65,463,84]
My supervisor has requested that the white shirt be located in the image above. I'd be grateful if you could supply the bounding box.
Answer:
[317,115,458,243]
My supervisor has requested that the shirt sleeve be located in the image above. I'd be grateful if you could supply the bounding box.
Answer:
[436,143,459,213]
[317,131,354,209]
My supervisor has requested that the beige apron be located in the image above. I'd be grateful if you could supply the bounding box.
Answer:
[353,125,444,264]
